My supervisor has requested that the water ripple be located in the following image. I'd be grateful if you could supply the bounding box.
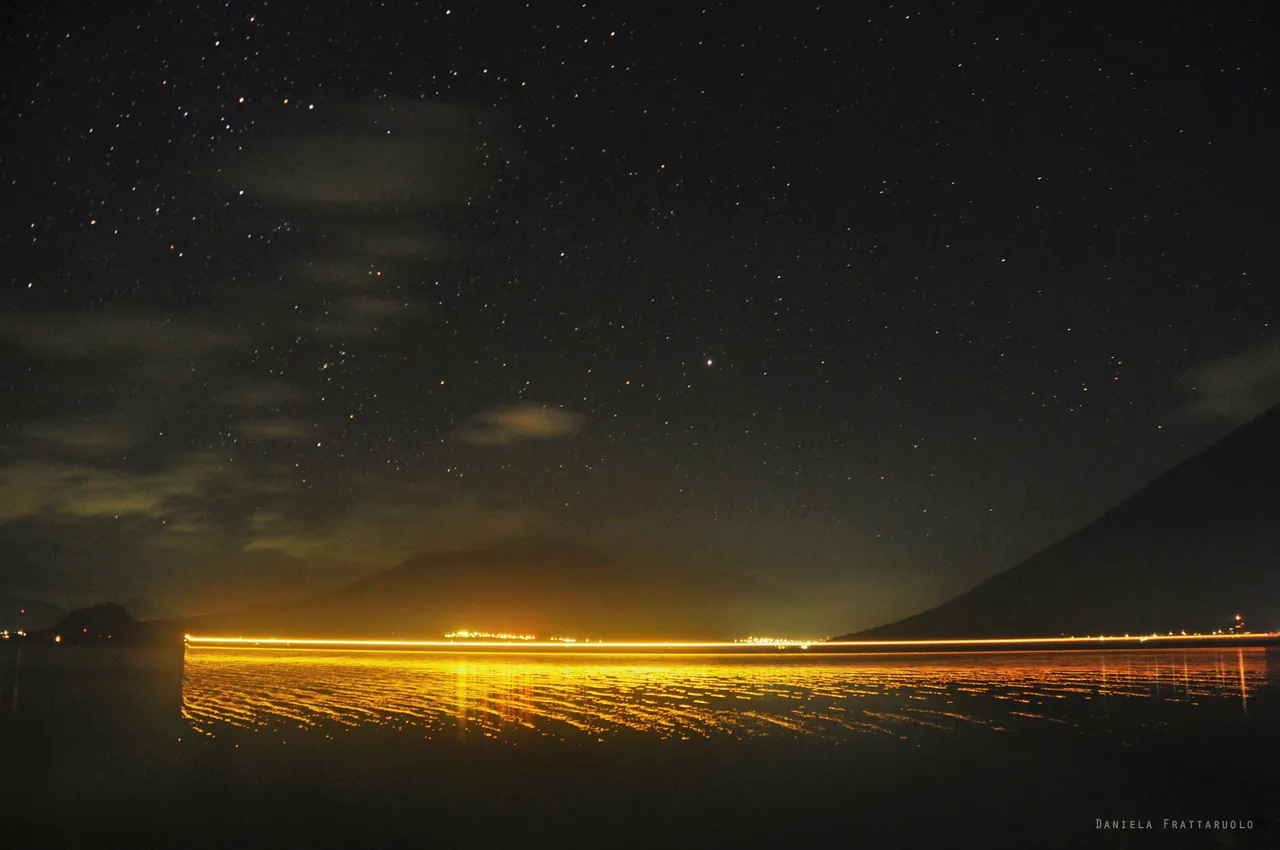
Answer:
[182,648,1271,745]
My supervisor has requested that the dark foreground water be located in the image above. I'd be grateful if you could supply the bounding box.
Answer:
[2,645,1277,849]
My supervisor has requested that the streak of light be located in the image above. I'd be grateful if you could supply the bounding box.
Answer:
[183,632,1280,651]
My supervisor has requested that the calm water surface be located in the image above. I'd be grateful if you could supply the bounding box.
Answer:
[4,646,1277,848]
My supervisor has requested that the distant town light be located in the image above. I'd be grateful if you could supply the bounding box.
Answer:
[444,630,537,641]
[734,636,824,649]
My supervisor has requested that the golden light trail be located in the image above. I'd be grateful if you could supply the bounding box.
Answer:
[1238,648,1248,713]
[183,632,1280,651]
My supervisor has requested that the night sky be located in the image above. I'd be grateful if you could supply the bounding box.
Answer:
[1,1,1276,635]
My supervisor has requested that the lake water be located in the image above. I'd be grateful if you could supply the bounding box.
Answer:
[3,646,1277,848]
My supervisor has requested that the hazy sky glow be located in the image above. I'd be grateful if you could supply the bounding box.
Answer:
[1,2,1276,634]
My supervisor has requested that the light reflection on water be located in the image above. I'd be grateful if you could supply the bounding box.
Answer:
[182,648,1271,745]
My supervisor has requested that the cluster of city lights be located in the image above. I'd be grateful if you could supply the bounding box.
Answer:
[1135,615,1251,641]
[0,629,27,639]
[443,631,591,643]
[443,630,536,641]
[734,636,826,649]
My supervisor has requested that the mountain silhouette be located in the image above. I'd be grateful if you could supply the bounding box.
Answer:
[182,538,730,640]
[844,405,1280,639]
[49,602,149,643]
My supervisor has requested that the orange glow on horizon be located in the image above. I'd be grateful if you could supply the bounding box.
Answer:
[182,631,1280,651]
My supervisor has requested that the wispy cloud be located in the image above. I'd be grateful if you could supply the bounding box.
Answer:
[0,453,237,522]
[231,101,482,209]
[1186,337,1280,423]
[222,97,484,339]
[456,404,586,446]
[241,496,541,566]
[0,310,242,360]
[338,296,414,318]
[341,228,456,259]
[0,97,578,615]
[21,414,140,455]
[217,380,309,409]
[235,418,316,440]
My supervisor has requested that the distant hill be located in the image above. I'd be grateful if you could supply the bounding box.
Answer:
[844,405,1280,640]
[180,539,726,640]
[49,602,150,644]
